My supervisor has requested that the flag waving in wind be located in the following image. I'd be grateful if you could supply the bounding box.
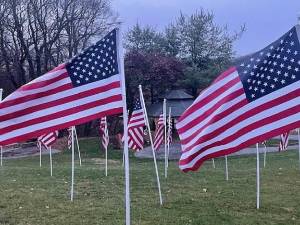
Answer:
[0,29,123,146]
[153,114,165,151]
[38,131,59,149]
[127,98,145,151]
[177,25,300,172]
[279,131,290,151]
[99,117,109,150]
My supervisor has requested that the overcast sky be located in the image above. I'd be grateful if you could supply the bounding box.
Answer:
[112,0,300,56]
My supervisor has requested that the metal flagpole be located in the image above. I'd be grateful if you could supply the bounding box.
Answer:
[49,146,53,176]
[297,128,300,169]
[116,26,131,225]
[212,159,215,169]
[163,99,167,178]
[166,107,172,169]
[263,144,267,168]
[39,143,42,167]
[105,118,108,177]
[256,143,260,209]
[225,155,229,180]
[74,126,82,166]
[139,85,163,205]
[70,126,75,201]
[0,88,3,167]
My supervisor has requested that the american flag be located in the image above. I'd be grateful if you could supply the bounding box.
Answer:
[279,131,290,151]
[0,29,123,146]
[177,26,300,172]
[153,114,165,151]
[67,127,72,150]
[167,116,173,145]
[127,98,145,151]
[262,140,267,148]
[99,117,109,150]
[38,131,58,149]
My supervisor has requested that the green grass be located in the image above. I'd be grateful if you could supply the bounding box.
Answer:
[1,139,300,225]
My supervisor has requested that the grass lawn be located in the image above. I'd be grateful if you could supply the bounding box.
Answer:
[1,139,300,225]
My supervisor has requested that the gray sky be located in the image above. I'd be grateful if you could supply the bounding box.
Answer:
[112,0,300,56]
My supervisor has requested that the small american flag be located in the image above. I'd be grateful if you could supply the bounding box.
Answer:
[0,29,123,146]
[167,116,173,145]
[177,26,300,172]
[99,117,109,150]
[279,131,290,151]
[262,140,267,148]
[127,98,145,151]
[67,127,72,150]
[153,114,165,151]
[38,131,58,149]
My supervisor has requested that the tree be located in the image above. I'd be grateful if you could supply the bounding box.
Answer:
[124,23,166,54]
[0,0,116,91]
[125,51,184,108]
[124,9,245,97]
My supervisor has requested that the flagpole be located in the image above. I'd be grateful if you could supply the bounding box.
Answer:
[297,128,300,169]
[167,107,172,169]
[263,144,267,168]
[163,99,167,178]
[116,26,131,225]
[49,146,53,176]
[225,155,229,180]
[256,143,260,209]
[212,159,215,169]
[0,88,3,167]
[139,85,163,205]
[70,126,75,201]
[74,126,82,166]
[105,118,108,177]
[39,143,42,167]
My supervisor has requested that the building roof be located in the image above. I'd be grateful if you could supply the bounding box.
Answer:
[161,89,193,100]
[148,89,194,117]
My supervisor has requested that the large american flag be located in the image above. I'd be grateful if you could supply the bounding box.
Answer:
[38,131,59,149]
[127,98,145,151]
[177,26,300,172]
[0,29,123,146]
[153,114,165,151]
[279,131,290,151]
[99,117,109,150]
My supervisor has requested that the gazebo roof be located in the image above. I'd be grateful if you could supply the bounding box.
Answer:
[148,89,194,117]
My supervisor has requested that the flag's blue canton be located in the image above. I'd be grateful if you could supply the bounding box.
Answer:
[66,29,119,87]
[237,27,300,102]
[133,98,142,111]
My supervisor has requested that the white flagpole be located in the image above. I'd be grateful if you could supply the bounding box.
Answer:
[212,159,215,169]
[105,118,108,177]
[297,128,300,169]
[225,155,229,180]
[0,88,3,167]
[70,126,75,201]
[139,85,163,205]
[166,107,172,169]
[263,144,267,168]
[0,146,2,167]
[73,126,82,166]
[49,146,53,176]
[256,143,260,209]
[39,143,42,167]
[116,26,131,225]
[163,99,167,178]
